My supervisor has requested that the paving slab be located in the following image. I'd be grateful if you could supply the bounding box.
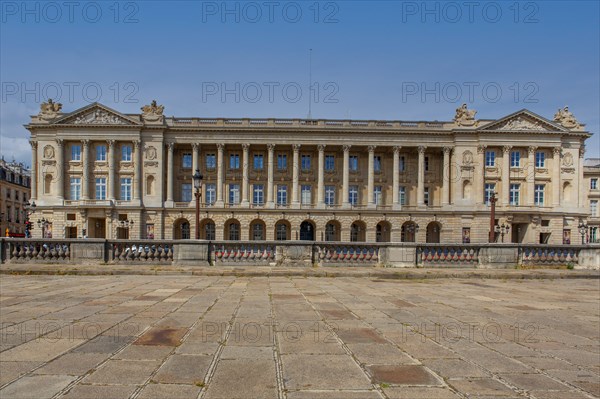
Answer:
[0,374,77,399]
[282,354,373,390]
[60,384,138,399]
[204,359,277,399]
[137,383,202,399]
[152,354,212,384]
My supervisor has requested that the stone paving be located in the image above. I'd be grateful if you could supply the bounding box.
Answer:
[0,275,598,399]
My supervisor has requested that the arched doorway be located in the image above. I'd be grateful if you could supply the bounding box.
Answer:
[275,220,291,241]
[224,219,241,241]
[174,218,191,239]
[401,221,419,242]
[376,221,391,242]
[299,220,315,241]
[249,219,266,241]
[350,221,366,242]
[324,220,341,241]
[426,222,441,243]
[199,218,215,240]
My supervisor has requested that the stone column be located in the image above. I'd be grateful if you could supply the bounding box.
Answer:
[367,145,376,208]
[292,144,300,207]
[81,139,90,200]
[133,140,141,202]
[107,140,115,201]
[417,146,426,207]
[552,147,561,207]
[241,144,250,207]
[442,146,452,206]
[342,145,351,208]
[475,145,486,205]
[317,144,325,208]
[166,142,174,204]
[216,143,224,206]
[55,138,64,200]
[30,140,37,201]
[527,146,536,206]
[267,144,275,208]
[578,145,585,207]
[192,143,199,173]
[502,145,512,206]
[392,146,400,210]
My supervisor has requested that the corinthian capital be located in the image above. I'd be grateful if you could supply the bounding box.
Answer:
[393,146,401,154]
[477,144,487,154]
[343,145,352,152]
[368,145,377,153]
[267,144,275,152]
[418,145,427,154]
[29,140,38,149]
[292,144,301,152]
[317,144,326,152]
[502,145,512,154]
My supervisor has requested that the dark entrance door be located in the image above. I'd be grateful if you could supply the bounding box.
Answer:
[300,221,314,241]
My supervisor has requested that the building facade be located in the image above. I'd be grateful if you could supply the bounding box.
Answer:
[584,158,600,243]
[26,101,591,244]
[0,158,31,237]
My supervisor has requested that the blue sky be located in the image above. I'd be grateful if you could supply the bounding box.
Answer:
[1,0,598,166]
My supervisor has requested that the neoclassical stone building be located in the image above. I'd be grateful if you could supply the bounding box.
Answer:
[26,101,591,244]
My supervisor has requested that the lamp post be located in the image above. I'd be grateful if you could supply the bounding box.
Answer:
[489,192,497,243]
[24,200,36,238]
[578,220,588,245]
[494,223,510,243]
[193,169,204,239]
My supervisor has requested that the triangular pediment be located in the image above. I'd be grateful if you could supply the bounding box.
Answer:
[479,110,566,132]
[52,103,141,126]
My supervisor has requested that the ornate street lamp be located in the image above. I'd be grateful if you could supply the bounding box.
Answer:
[494,223,510,243]
[193,169,204,239]
[489,191,497,243]
[24,200,36,238]
[578,220,588,245]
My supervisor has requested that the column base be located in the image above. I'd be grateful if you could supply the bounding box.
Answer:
[291,202,300,210]
[367,203,376,210]
[341,202,350,210]
[164,200,174,208]
[392,204,402,211]
[266,202,275,209]
[315,203,325,210]
[215,200,225,208]
[240,200,250,208]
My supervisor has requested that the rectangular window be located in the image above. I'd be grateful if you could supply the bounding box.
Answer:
[424,187,430,206]
[325,185,335,206]
[301,185,312,205]
[181,183,192,202]
[349,155,358,172]
[484,183,496,205]
[535,151,545,168]
[486,150,496,167]
[253,184,264,205]
[120,177,132,201]
[399,156,406,172]
[591,200,598,217]
[121,145,132,162]
[424,156,430,171]
[229,184,240,204]
[70,177,81,200]
[325,155,335,171]
[374,186,382,205]
[71,145,81,161]
[534,184,545,206]
[510,150,520,167]
[229,153,240,170]
[205,183,216,205]
[277,154,287,170]
[182,153,192,169]
[301,154,311,170]
[96,145,106,161]
[374,155,382,173]
[399,186,407,205]
[253,154,264,170]
[206,153,216,170]
[95,177,106,200]
[277,185,287,206]
[509,183,520,206]
[591,178,598,190]
[590,226,598,243]
[349,185,359,205]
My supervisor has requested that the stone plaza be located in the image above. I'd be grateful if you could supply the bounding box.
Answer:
[0,275,598,398]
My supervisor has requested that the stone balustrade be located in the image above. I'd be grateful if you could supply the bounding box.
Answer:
[1,238,598,269]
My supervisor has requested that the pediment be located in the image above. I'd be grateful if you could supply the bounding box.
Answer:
[479,110,566,133]
[52,103,141,126]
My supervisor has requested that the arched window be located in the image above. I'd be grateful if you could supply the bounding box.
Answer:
[229,222,240,241]
[276,222,288,241]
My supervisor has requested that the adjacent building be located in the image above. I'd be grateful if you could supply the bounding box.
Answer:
[584,158,600,243]
[26,101,592,244]
[0,158,31,237]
